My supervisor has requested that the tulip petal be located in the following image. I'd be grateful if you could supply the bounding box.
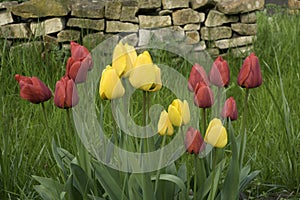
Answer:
[54,79,66,108]
[204,118,227,148]
[65,79,79,108]
[158,110,174,136]
[112,42,127,77]
[168,104,182,127]
[182,100,190,125]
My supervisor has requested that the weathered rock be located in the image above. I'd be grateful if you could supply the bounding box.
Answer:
[240,12,257,23]
[173,9,205,25]
[162,0,189,9]
[31,18,65,36]
[43,35,59,51]
[0,23,30,38]
[215,36,256,49]
[230,45,253,57]
[105,1,122,20]
[83,32,106,49]
[184,24,201,31]
[231,23,257,35]
[190,0,210,9]
[11,0,71,18]
[0,11,14,26]
[0,1,18,9]
[288,0,300,9]
[205,10,239,27]
[10,41,43,55]
[67,18,104,31]
[120,33,138,46]
[193,41,207,51]
[185,31,200,44]
[138,29,151,46]
[57,30,80,42]
[106,21,138,33]
[201,26,232,40]
[288,9,300,14]
[138,0,161,9]
[72,0,105,18]
[120,6,138,22]
[217,0,264,14]
[159,9,172,16]
[139,15,172,28]
[207,48,220,57]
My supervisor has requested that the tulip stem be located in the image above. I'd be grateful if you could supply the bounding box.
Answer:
[193,154,197,199]
[239,89,249,168]
[202,108,206,133]
[41,102,49,129]
[217,87,221,117]
[154,134,167,196]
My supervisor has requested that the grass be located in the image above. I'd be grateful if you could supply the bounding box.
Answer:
[1,6,300,199]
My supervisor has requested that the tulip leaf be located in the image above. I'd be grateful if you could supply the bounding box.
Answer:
[33,176,64,200]
[239,169,260,193]
[129,173,155,200]
[70,163,94,197]
[65,174,82,200]
[52,139,68,179]
[151,174,186,195]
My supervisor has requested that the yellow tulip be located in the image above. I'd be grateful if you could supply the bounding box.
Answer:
[99,65,125,100]
[158,110,174,136]
[168,99,190,126]
[204,118,227,148]
[129,51,162,92]
[112,42,137,77]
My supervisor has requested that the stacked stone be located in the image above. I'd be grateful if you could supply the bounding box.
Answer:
[288,0,300,14]
[0,0,264,57]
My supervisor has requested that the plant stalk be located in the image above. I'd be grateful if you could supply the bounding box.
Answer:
[239,88,249,168]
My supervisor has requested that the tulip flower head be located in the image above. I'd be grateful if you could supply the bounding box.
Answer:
[237,53,263,89]
[158,110,174,136]
[54,76,79,109]
[129,51,162,92]
[209,56,230,87]
[194,82,214,108]
[188,63,210,91]
[185,127,205,154]
[221,97,238,121]
[15,74,52,104]
[168,99,190,127]
[204,118,227,148]
[99,65,125,100]
[70,41,93,70]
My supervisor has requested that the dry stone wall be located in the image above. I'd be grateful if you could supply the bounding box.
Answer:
[288,0,300,14]
[0,0,265,57]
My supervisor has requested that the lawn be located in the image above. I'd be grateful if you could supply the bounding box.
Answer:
[0,5,300,200]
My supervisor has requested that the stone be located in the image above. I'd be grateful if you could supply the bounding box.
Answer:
[288,0,300,9]
[105,1,122,20]
[193,41,207,51]
[207,48,220,57]
[30,18,65,36]
[190,0,210,9]
[173,9,205,25]
[201,26,232,40]
[72,0,105,18]
[184,24,201,31]
[139,15,172,28]
[43,35,59,51]
[162,0,189,9]
[10,41,43,55]
[185,31,200,45]
[11,0,71,18]
[120,6,138,22]
[0,23,30,38]
[138,29,151,46]
[138,0,161,9]
[106,21,138,33]
[217,0,264,14]
[205,10,239,27]
[288,9,300,14]
[67,18,104,31]
[159,9,172,16]
[214,36,256,49]
[0,1,18,9]
[0,11,14,26]
[83,32,106,49]
[231,23,257,35]
[230,45,253,57]
[57,30,80,42]
[120,33,138,46]
[240,12,257,23]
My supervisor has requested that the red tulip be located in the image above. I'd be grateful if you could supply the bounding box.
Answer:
[188,63,209,91]
[221,97,238,121]
[185,127,205,154]
[15,74,52,104]
[209,56,230,87]
[194,82,214,108]
[237,53,262,88]
[70,41,93,71]
[54,76,79,109]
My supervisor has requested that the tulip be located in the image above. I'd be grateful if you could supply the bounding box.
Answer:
[99,65,125,100]
[168,99,190,126]
[157,110,174,136]
[237,53,263,88]
[15,74,52,104]
[70,41,93,70]
[129,51,162,92]
[204,118,227,148]
[221,97,238,121]
[194,82,214,108]
[185,127,205,154]
[209,56,230,87]
[112,42,137,77]
[188,63,210,92]
[54,76,79,109]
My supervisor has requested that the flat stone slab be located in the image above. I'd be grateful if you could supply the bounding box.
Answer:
[138,0,161,9]
[120,6,138,22]
[105,1,121,20]
[240,12,257,23]
[67,18,104,31]
[1,23,30,38]
[215,36,256,49]
[0,11,14,26]
[201,26,232,40]
[0,1,18,9]
[106,21,139,33]
[217,0,264,14]
[231,23,257,35]
[30,18,65,36]
[71,0,105,18]
[173,8,205,25]
[139,15,172,28]
[162,0,189,9]
[205,10,239,27]
[57,30,80,42]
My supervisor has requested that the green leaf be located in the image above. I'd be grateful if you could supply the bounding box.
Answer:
[71,163,94,197]
[239,169,260,192]
[52,139,67,179]
[33,176,64,200]
[65,174,82,200]
[151,174,186,195]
